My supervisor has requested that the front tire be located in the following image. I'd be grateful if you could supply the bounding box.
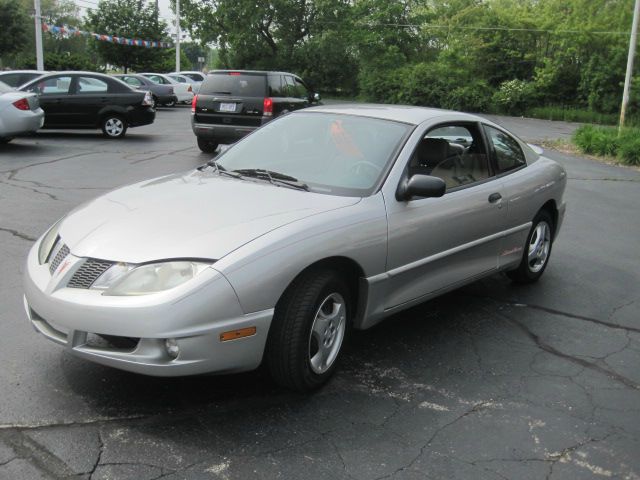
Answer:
[267,269,351,391]
[101,115,127,139]
[197,137,219,153]
[507,210,554,283]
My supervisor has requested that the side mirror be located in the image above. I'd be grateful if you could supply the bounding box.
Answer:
[313,92,321,103]
[396,174,446,201]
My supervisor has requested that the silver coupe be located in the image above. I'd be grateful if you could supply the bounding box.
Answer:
[23,104,567,391]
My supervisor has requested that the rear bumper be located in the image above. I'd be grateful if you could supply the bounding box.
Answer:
[192,116,271,144]
[158,94,178,105]
[1,109,44,137]
[127,107,156,127]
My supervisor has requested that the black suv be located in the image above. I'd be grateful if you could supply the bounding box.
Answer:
[191,70,320,153]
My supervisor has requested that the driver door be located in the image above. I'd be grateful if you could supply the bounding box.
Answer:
[383,122,507,309]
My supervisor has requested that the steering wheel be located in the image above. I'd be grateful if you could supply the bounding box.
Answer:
[348,160,382,178]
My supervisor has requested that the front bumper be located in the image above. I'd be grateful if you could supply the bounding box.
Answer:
[23,242,273,376]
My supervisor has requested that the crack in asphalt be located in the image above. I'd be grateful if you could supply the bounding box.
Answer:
[0,152,91,177]
[0,178,59,200]
[501,312,640,390]
[0,414,149,431]
[476,295,640,334]
[87,429,103,480]
[376,401,500,480]
[0,429,76,478]
[0,227,37,242]
[544,433,613,480]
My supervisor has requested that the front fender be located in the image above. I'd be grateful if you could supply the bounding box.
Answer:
[214,194,388,315]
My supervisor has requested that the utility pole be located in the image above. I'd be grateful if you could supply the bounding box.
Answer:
[34,0,44,70]
[619,0,640,132]
[175,0,181,72]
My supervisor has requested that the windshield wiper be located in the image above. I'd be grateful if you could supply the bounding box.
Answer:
[232,168,309,191]
[205,159,242,178]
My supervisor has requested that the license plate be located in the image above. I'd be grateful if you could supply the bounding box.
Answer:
[219,102,236,112]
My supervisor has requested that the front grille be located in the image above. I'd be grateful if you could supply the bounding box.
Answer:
[49,244,70,274]
[68,259,114,289]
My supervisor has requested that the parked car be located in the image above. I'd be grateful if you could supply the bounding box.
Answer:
[23,104,567,391]
[0,81,45,143]
[20,72,155,138]
[0,70,47,88]
[139,73,193,104]
[176,71,206,82]
[192,69,320,153]
[111,74,177,108]
[167,73,200,94]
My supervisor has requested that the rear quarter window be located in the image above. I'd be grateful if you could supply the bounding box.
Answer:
[200,74,267,97]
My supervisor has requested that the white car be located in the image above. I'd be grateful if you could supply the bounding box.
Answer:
[172,71,206,93]
[0,81,44,143]
[168,73,200,94]
[140,73,193,104]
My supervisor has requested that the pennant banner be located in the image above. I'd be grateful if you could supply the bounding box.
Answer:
[42,23,173,49]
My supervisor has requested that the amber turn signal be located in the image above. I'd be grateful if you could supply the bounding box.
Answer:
[220,327,256,342]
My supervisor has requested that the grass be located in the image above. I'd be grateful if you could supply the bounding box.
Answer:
[572,124,640,166]
[525,106,633,125]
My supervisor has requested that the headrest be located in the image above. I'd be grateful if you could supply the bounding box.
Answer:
[415,137,450,167]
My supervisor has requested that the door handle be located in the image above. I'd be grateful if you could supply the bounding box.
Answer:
[488,192,502,203]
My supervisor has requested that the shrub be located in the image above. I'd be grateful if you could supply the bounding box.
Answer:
[573,125,640,165]
[491,79,536,115]
[573,125,618,156]
[617,130,640,165]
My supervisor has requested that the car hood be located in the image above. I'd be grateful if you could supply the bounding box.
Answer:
[59,170,360,264]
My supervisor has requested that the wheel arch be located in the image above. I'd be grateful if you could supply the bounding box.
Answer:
[275,256,366,322]
[539,199,559,239]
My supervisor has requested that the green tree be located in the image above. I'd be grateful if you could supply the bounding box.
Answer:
[0,0,29,58]
[86,0,170,72]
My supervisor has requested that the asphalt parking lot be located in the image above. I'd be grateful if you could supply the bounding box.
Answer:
[1,106,639,480]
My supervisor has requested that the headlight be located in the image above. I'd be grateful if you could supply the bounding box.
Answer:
[102,261,211,296]
[38,219,63,264]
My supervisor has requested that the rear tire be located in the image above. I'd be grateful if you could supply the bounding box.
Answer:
[163,99,176,107]
[507,210,554,284]
[101,114,127,139]
[197,137,219,153]
[267,268,351,391]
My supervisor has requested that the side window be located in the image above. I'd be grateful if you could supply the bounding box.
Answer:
[484,125,526,173]
[147,75,163,84]
[123,76,142,88]
[409,124,490,190]
[30,76,72,95]
[77,77,108,94]
[294,78,309,99]
[268,75,283,96]
[284,76,296,97]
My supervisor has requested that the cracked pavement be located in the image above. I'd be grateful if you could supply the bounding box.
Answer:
[1,107,639,479]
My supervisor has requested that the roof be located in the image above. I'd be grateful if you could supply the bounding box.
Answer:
[305,103,482,125]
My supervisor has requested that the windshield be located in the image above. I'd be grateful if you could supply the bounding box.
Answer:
[215,112,412,196]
